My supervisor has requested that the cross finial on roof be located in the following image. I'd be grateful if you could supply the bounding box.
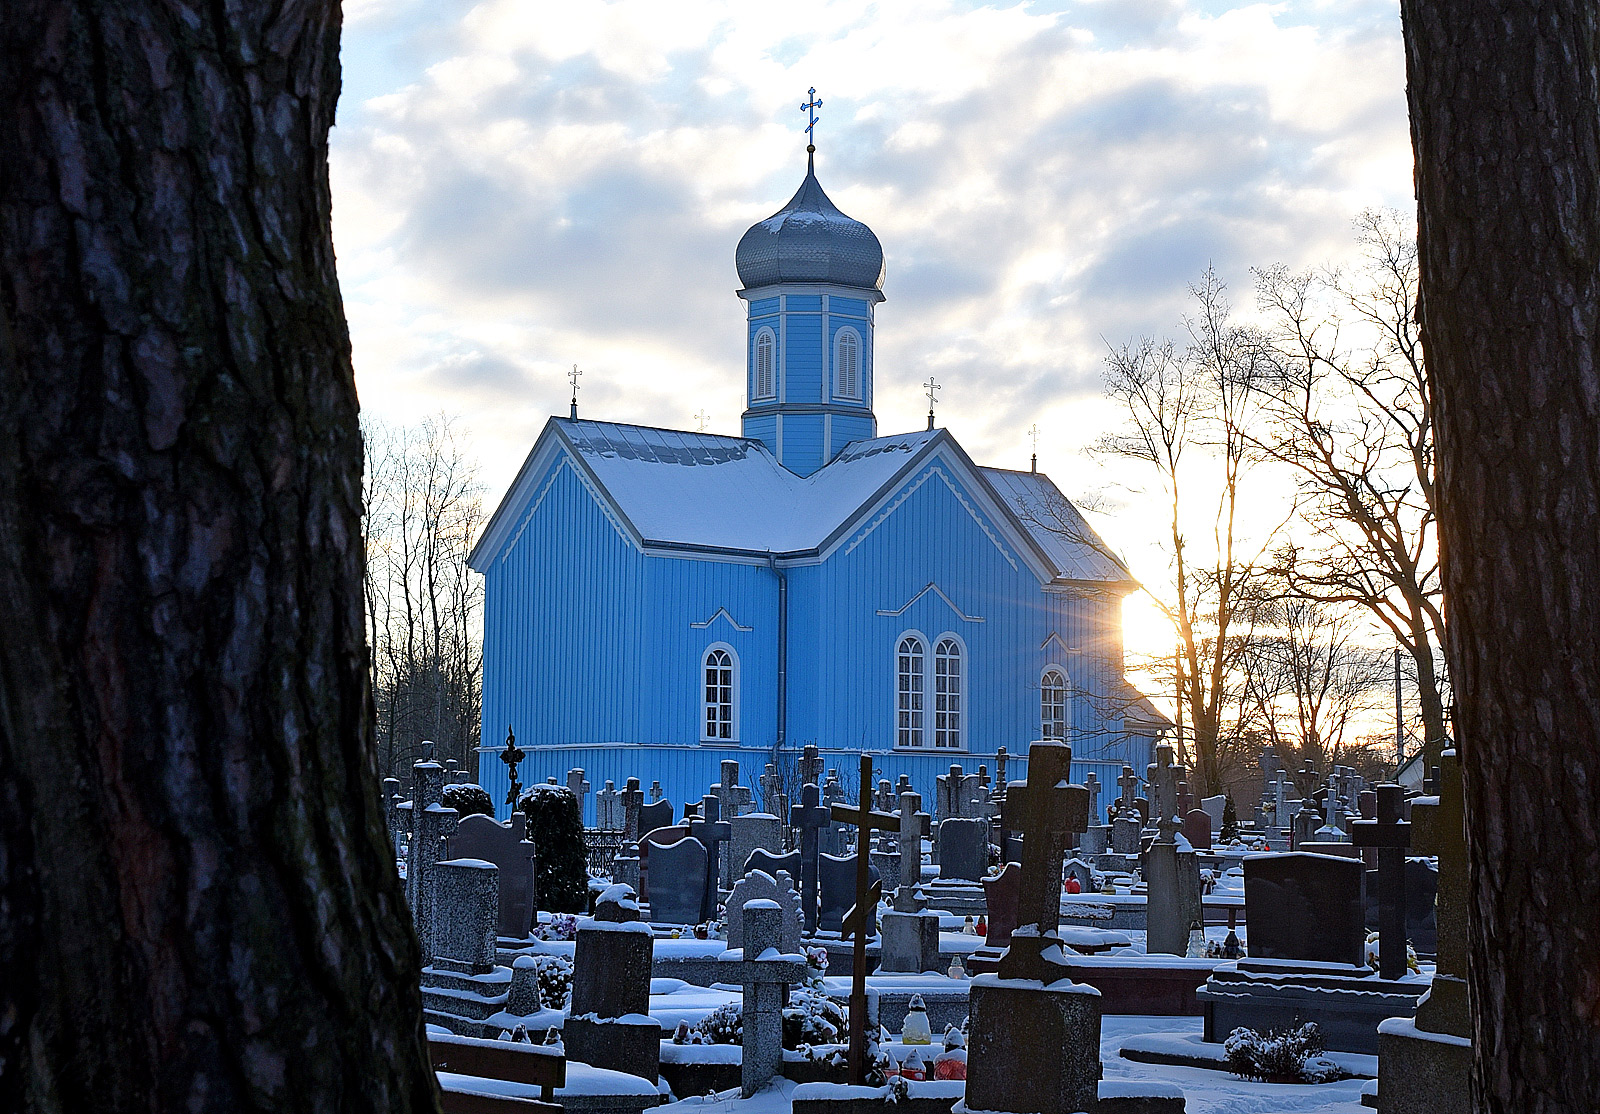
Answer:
[694,409,711,432]
[568,364,583,419]
[801,87,823,165]
[924,376,941,430]
[1029,423,1041,473]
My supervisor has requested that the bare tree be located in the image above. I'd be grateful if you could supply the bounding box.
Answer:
[1250,211,1449,772]
[1242,596,1391,794]
[0,4,436,1110]
[1099,270,1283,796]
[1403,0,1600,1106]
[364,417,485,779]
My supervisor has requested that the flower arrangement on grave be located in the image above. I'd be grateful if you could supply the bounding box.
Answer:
[692,1003,744,1045]
[783,986,846,1048]
[1223,1023,1348,1083]
[1364,931,1421,974]
[534,912,579,941]
[442,783,495,818]
[803,945,829,986]
[516,953,573,1008]
[516,783,589,912]
[932,1026,966,1081]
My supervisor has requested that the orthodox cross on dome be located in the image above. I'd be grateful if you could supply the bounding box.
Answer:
[1029,423,1041,473]
[924,376,941,431]
[567,363,583,419]
[800,87,823,155]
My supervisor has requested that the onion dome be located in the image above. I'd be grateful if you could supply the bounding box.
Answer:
[735,159,885,290]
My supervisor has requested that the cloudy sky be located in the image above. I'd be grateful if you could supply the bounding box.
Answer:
[330,0,1415,660]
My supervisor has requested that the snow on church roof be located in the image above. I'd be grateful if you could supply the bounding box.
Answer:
[558,419,933,554]
[980,467,1134,584]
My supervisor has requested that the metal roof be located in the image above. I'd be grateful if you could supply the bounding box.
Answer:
[980,467,1134,583]
[735,161,885,290]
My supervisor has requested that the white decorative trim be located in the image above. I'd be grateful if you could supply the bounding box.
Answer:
[1040,631,1084,655]
[499,457,631,563]
[843,464,1019,571]
[691,607,753,632]
[876,582,986,622]
[499,460,567,563]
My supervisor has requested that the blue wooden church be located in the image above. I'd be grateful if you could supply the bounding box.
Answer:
[469,150,1169,822]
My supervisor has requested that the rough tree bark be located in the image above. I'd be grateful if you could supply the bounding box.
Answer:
[1401,0,1600,1110]
[0,5,439,1113]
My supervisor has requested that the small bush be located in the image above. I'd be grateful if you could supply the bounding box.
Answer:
[518,784,589,912]
[1220,796,1239,842]
[783,986,845,1049]
[1223,1022,1346,1083]
[694,1003,744,1045]
[443,783,495,818]
[524,953,573,1009]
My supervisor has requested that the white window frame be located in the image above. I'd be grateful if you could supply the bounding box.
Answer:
[753,328,777,401]
[1040,665,1069,741]
[932,633,966,750]
[894,629,928,749]
[701,642,739,743]
[833,326,862,401]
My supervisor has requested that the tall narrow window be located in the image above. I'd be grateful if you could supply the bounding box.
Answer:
[835,328,860,400]
[896,634,926,748]
[1041,668,1068,740]
[754,329,776,400]
[934,637,963,749]
[703,647,736,741]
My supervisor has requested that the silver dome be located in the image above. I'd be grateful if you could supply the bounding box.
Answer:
[735,160,885,290]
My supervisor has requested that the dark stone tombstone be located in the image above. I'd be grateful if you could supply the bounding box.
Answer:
[645,835,708,925]
[1351,782,1412,980]
[982,862,1021,947]
[445,811,539,938]
[637,799,673,839]
[1366,857,1438,955]
[1182,808,1214,851]
[818,853,878,934]
[747,847,802,885]
[1244,852,1367,966]
[937,817,989,881]
[564,885,658,1083]
[689,794,733,920]
[636,823,688,903]
[790,782,829,934]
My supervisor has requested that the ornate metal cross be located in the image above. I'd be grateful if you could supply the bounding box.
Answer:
[800,87,823,149]
[499,725,525,809]
[831,754,900,1086]
[694,409,710,432]
[568,363,582,418]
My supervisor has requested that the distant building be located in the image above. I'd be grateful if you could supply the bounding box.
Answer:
[469,152,1168,820]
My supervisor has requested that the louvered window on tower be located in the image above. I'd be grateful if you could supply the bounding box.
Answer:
[835,329,860,400]
[755,330,776,399]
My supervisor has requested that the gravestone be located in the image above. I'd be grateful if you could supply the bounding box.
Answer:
[879,791,939,973]
[564,885,658,1083]
[596,780,622,830]
[689,795,732,919]
[1110,814,1143,856]
[445,812,538,938]
[1080,823,1109,857]
[1063,857,1093,893]
[1201,794,1227,833]
[724,870,803,954]
[936,764,979,823]
[1183,808,1214,851]
[1146,743,1180,824]
[728,812,783,890]
[746,847,801,888]
[383,777,405,858]
[892,790,930,912]
[431,858,499,974]
[566,768,590,822]
[716,758,754,821]
[1245,852,1367,965]
[404,758,459,958]
[637,798,673,841]
[1082,771,1102,824]
[645,835,708,925]
[649,780,663,803]
[965,741,1100,1114]
[994,746,1009,792]
[819,771,849,856]
[1144,816,1200,955]
[790,782,829,934]
[798,744,824,792]
[1351,783,1412,980]
[817,853,878,934]
[982,861,1021,947]
[621,778,645,841]
[732,900,809,1096]
[937,817,989,881]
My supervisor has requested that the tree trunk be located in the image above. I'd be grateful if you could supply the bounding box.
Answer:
[0,6,439,1113]
[1401,1,1600,1110]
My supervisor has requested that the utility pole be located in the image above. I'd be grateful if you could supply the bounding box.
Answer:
[1394,647,1404,772]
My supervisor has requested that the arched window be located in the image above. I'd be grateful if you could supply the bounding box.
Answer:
[754,329,776,400]
[1041,668,1068,740]
[703,646,737,741]
[934,637,964,749]
[896,634,926,748]
[834,328,861,400]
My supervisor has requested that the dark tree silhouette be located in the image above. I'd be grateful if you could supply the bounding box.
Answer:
[0,5,438,1112]
[1401,0,1600,1109]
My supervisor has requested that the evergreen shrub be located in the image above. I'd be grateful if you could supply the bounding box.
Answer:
[517,784,589,912]
[442,783,495,818]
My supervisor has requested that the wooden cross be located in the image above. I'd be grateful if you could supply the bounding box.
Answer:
[998,742,1089,983]
[1352,783,1411,980]
[831,754,901,1086]
[789,782,830,934]
[1410,750,1468,1037]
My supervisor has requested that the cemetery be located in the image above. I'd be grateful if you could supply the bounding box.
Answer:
[388,734,1462,1114]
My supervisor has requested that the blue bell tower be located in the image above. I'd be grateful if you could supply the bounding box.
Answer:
[735,140,885,476]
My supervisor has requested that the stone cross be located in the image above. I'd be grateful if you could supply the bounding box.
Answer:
[759,762,788,820]
[895,773,912,796]
[831,754,901,1086]
[799,744,824,791]
[650,780,663,802]
[567,768,591,819]
[1410,751,1468,1037]
[894,790,931,912]
[621,777,645,842]
[789,782,829,933]
[1117,764,1139,813]
[999,742,1088,983]
[1352,783,1411,980]
[718,759,754,819]
[1083,772,1102,824]
[404,758,459,958]
[689,794,733,921]
[873,778,895,814]
[1147,743,1179,823]
[995,746,1009,791]
[819,771,849,855]
[596,780,622,830]
[382,777,404,858]
[735,900,809,1097]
